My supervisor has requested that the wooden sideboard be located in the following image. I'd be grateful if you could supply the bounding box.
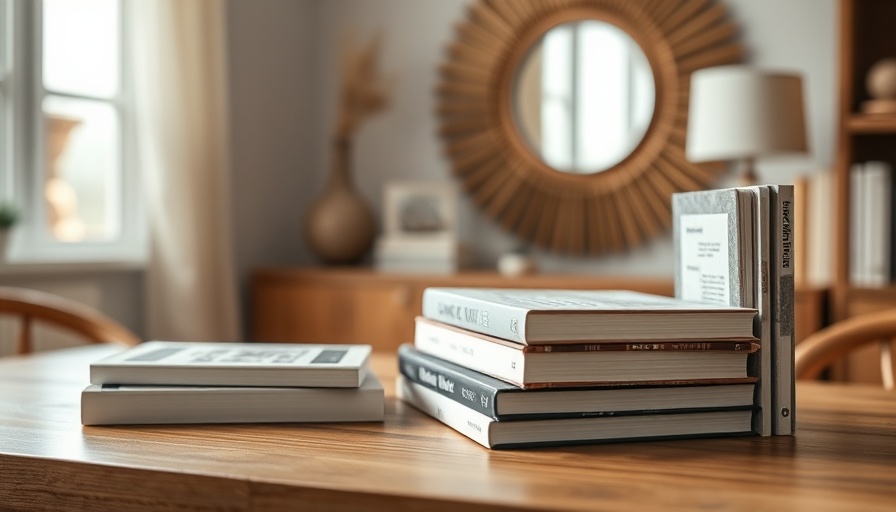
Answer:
[252,267,827,353]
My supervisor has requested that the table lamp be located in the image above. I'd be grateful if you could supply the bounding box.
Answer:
[686,66,808,185]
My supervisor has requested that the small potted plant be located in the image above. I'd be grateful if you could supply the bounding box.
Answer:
[0,202,19,260]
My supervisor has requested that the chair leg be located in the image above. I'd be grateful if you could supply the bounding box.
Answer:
[881,340,894,391]
[17,316,31,355]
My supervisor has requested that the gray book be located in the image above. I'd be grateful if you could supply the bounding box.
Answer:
[673,188,773,437]
[421,288,756,344]
[81,374,385,425]
[769,184,796,435]
[90,341,372,388]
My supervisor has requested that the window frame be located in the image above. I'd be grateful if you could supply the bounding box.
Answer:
[5,0,145,263]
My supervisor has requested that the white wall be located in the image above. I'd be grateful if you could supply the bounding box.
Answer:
[299,0,836,276]
[10,1,834,343]
[227,0,318,328]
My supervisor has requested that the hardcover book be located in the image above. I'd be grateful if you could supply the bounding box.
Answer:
[399,344,756,420]
[414,318,758,388]
[673,186,796,436]
[81,374,385,425]
[421,288,756,344]
[397,376,753,449]
[90,341,371,388]
[769,184,796,434]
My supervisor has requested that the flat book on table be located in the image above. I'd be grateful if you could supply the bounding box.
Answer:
[413,318,759,388]
[397,376,754,449]
[81,374,385,426]
[90,341,371,388]
[399,344,756,420]
[421,288,756,344]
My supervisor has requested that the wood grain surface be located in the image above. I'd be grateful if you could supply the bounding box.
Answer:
[1,345,895,511]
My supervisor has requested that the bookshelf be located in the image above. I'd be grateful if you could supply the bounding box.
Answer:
[833,0,896,381]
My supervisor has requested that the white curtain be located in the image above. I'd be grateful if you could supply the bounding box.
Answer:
[130,0,241,341]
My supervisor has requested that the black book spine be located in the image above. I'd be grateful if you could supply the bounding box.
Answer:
[398,347,501,420]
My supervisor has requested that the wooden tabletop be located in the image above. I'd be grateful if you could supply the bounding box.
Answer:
[1,345,895,512]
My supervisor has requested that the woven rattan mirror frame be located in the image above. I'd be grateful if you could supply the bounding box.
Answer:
[437,0,742,254]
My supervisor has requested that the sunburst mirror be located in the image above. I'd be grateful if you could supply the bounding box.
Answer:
[437,0,743,254]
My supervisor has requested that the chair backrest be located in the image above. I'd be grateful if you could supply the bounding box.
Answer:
[795,308,896,390]
[0,286,141,355]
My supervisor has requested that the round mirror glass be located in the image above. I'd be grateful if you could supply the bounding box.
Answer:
[513,20,656,174]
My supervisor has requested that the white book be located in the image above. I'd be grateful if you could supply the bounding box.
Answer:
[865,161,892,287]
[414,318,758,388]
[397,376,753,449]
[421,289,756,344]
[90,341,371,388]
[850,163,867,285]
[81,374,385,425]
[672,187,772,436]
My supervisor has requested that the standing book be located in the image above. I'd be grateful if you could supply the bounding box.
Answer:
[421,289,756,344]
[399,344,756,420]
[414,317,758,388]
[90,341,371,387]
[769,184,796,434]
[81,374,385,425]
[673,185,797,436]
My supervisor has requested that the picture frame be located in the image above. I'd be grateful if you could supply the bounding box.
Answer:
[383,182,457,238]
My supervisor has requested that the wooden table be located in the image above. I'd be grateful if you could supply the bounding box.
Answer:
[1,345,895,512]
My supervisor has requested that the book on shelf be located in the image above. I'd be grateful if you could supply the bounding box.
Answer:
[850,161,892,287]
[90,341,371,388]
[399,344,756,420]
[81,374,385,426]
[673,185,795,436]
[421,288,756,344]
[414,317,758,388]
[397,375,754,449]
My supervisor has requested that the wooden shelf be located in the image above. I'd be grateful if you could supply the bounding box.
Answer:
[846,114,896,133]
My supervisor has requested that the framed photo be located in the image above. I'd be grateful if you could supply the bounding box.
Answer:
[383,182,457,238]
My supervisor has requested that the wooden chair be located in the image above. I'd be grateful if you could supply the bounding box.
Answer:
[795,308,896,390]
[0,286,141,355]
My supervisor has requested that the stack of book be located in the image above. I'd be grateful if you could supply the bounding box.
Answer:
[397,288,760,449]
[374,234,473,274]
[81,341,384,425]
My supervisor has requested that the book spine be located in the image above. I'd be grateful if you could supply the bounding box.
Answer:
[771,185,795,436]
[398,347,501,420]
[754,187,772,437]
[397,375,493,448]
[414,319,527,386]
[866,162,892,286]
[850,163,865,285]
[421,288,528,343]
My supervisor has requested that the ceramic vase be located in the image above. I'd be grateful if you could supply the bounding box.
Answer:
[304,138,375,264]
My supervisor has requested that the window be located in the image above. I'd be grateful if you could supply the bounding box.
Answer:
[1,0,144,261]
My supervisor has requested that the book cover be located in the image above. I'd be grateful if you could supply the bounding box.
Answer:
[673,187,773,436]
[421,288,756,344]
[414,318,758,388]
[81,374,385,425]
[397,376,753,449]
[769,184,796,435]
[399,344,756,420]
[90,341,371,387]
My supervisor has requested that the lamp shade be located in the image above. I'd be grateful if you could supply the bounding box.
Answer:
[686,66,808,162]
